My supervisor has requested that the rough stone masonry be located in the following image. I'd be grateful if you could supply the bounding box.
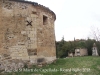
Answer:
[0,0,56,70]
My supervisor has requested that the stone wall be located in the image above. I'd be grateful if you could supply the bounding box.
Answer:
[75,48,88,56]
[0,0,56,64]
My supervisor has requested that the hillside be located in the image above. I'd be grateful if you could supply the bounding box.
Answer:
[2,56,100,75]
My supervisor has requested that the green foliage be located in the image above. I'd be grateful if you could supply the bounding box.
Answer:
[56,37,75,58]
[96,41,100,55]
[85,38,96,55]
[56,37,99,58]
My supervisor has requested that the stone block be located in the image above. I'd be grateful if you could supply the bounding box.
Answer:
[30,38,34,40]
[28,33,34,37]
[23,50,28,53]
[21,31,26,35]
[30,44,37,49]
[17,57,22,59]
[22,57,29,60]
[10,49,16,52]
[18,54,22,57]
[31,14,37,17]
[32,28,34,31]
[25,27,32,31]
[18,42,25,45]
[11,53,18,57]
[30,31,34,34]
[12,57,17,59]
[18,50,24,53]
[22,53,28,57]
[30,56,37,59]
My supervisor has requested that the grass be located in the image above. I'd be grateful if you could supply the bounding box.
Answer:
[2,56,100,75]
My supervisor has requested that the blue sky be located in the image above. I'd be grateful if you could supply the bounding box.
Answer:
[28,0,100,41]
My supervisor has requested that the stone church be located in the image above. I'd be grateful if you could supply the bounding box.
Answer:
[0,0,56,65]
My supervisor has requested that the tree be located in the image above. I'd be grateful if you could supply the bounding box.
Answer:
[90,26,100,55]
[85,38,96,55]
[56,36,98,58]
[56,37,76,58]
[56,37,68,58]
[90,26,100,41]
